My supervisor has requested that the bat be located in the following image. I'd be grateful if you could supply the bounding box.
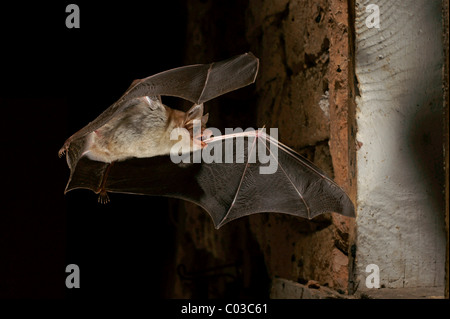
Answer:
[59,53,355,229]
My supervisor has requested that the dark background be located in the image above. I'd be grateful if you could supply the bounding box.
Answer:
[0,1,188,298]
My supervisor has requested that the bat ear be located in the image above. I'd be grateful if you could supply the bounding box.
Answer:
[202,113,209,126]
[185,103,204,123]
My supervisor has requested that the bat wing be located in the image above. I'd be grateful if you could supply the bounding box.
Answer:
[61,53,259,191]
[61,52,259,149]
[66,131,355,229]
[201,131,355,227]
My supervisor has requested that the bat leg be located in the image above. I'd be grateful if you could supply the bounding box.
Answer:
[96,161,115,204]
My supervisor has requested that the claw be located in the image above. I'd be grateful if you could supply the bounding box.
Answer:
[58,142,70,158]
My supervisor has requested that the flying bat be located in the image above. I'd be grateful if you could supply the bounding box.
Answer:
[59,53,355,229]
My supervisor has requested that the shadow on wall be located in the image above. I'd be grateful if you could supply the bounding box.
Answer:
[408,97,445,217]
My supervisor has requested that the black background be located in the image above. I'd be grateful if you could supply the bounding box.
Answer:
[1,2,448,312]
[1,1,186,299]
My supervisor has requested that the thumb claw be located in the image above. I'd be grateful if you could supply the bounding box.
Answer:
[58,142,70,158]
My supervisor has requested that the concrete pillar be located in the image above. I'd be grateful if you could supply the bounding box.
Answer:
[354,0,446,290]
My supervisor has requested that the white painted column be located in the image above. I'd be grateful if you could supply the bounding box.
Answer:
[354,0,446,289]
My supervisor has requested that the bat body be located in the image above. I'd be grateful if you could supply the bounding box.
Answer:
[81,97,207,163]
[60,53,355,227]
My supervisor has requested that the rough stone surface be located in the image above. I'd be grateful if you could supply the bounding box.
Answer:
[354,0,446,290]
[246,0,355,290]
[271,278,351,299]
[271,278,445,299]
[167,0,355,297]
[357,286,445,299]
[443,0,449,300]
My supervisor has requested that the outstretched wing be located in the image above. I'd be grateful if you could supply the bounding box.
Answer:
[202,131,355,227]
[65,130,355,229]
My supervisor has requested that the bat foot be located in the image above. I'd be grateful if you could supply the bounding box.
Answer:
[98,191,110,204]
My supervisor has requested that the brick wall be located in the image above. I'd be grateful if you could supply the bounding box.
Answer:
[166,0,355,298]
